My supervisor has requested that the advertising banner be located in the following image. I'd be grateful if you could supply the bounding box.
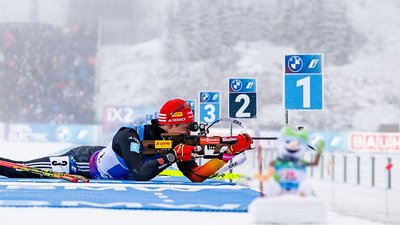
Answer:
[101,106,158,144]
[6,124,98,144]
[309,131,348,152]
[349,132,400,152]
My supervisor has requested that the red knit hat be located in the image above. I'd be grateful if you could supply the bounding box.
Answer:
[158,99,194,125]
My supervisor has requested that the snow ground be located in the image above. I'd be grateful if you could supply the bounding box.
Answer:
[0,207,390,225]
[312,180,400,225]
[0,141,398,225]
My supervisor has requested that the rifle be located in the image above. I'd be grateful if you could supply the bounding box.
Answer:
[142,133,239,158]
[142,118,276,159]
[141,118,315,158]
[142,118,249,158]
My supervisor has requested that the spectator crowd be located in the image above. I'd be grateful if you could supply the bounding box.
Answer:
[0,23,97,124]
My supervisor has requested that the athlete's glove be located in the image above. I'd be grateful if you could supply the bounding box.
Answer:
[173,144,195,162]
[225,133,253,155]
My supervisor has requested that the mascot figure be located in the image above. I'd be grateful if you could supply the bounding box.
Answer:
[249,125,327,224]
[265,125,325,197]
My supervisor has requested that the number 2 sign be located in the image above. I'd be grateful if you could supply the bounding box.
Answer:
[229,78,257,118]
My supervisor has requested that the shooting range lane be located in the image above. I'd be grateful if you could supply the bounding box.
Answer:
[0,176,259,212]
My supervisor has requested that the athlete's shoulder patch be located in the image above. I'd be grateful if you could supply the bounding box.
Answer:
[130,142,141,153]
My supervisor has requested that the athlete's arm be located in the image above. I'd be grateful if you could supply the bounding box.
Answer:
[177,159,226,182]
[113,128,173,181]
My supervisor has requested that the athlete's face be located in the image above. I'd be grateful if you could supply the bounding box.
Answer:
[169,123,191,135]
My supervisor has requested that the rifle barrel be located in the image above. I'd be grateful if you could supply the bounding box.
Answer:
[252,137,278,140]
[251,136,316,151]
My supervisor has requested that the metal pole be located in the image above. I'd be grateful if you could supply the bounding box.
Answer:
[252,147,256,169]
[387,158,392,189]
[385,158,392,218]
[357,156,360,185]
[343,155,347,183]
[331,154,335,206]
[371,157,375,187]
[258,145,264,197]
[331,155,335,181]
[320,155,324,179]
[310,154,314,177]
[285,110,289,124]
[229,123,233,183]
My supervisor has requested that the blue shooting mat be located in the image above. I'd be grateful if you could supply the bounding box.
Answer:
[0,176,259,212]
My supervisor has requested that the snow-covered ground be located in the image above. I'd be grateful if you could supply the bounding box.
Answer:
[313,180,400,225]
[0,206,391,225]
[0,141,399,225]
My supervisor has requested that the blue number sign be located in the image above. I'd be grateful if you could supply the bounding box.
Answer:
[199,91,221,123]
[284,54,323,110]
[229,78,257,118]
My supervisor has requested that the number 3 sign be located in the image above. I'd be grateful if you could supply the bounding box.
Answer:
[199,91,221,123]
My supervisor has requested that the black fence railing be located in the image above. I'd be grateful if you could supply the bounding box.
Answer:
[307,152,396,190]
[250,150,398,191]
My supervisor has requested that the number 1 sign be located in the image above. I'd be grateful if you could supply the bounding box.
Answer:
[284,54,323,110]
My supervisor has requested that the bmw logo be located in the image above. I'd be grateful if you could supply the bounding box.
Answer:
[200,92,210,102]
[230,79,242,92]
[288,56,303,72]
[55,126,72,141]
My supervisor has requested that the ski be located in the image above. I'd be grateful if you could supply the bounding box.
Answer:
[0,159,89,183]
